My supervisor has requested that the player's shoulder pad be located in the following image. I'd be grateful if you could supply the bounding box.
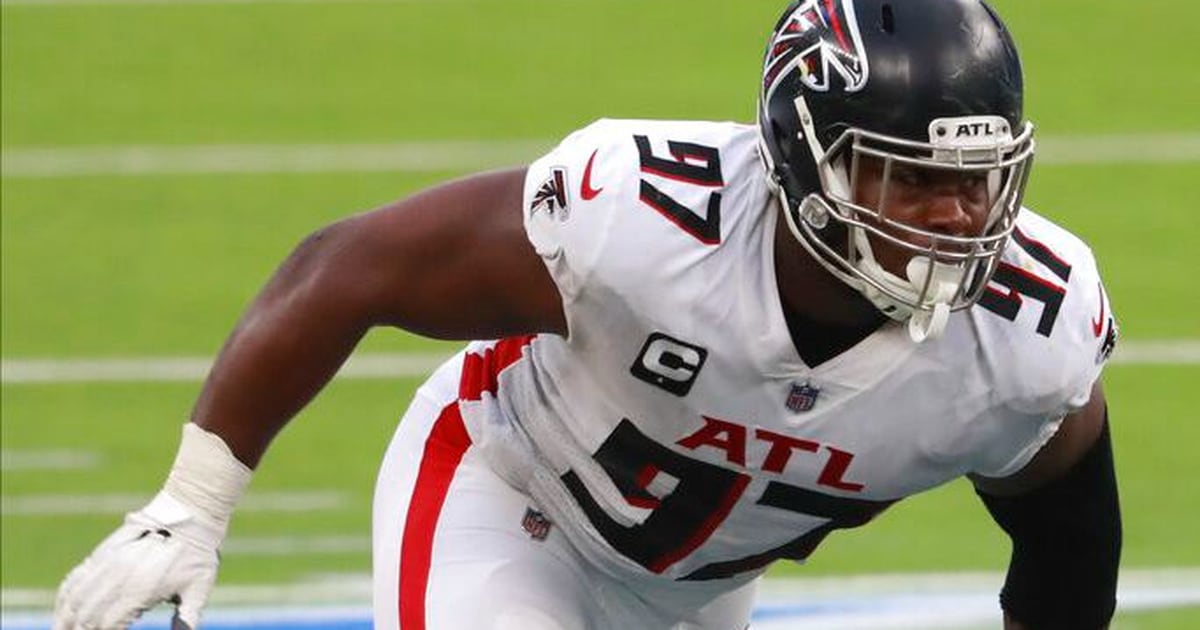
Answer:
[969,207,1118,417]
[522,118,764,300]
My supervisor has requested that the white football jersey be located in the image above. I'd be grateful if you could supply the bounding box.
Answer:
[456,119,1116,586]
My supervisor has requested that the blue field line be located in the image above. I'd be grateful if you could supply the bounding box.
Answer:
[0,599,992,630]
[2,608,374,630]
[0,603,870,630]
[6,573,1198,630]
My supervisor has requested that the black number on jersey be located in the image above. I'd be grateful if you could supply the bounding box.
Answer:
[977,228,1073,337]
[683,481,893,580]
[634,135,724,245]
[561,419,750,574]
[563,420,893,580]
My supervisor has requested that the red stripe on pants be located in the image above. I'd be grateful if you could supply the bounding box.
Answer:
[398,402,472,630]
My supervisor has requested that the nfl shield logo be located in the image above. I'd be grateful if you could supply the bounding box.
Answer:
[786,381,821,412]
[521,507,553,541]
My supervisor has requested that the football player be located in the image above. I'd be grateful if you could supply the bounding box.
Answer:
[55,1,1120,629]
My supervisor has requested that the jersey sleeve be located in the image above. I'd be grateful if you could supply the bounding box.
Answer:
[968,209,1119,478]
[521,118,758,315]
[522,119,635,303]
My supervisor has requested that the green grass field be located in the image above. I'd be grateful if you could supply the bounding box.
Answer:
[3,0,1198,626]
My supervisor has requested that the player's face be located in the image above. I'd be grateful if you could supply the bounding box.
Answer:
[851,154,992,275]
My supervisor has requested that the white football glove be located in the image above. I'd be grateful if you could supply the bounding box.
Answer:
[54,424,252,630]
[54,492,222,630]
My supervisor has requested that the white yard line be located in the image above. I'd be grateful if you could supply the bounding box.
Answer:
[0,491,346,516]
[2,340,1197,386]
[1,573,375,608]
[2,0,433,6]
[0,141,553,178]
[1104,339,1200,365]
[0,449,101,471]
[1034,132,1200,165]
[0,351,453,384]
[222,534,371,556]
[2,134,1197,178]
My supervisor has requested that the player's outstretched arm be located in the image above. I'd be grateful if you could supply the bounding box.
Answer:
[971,384,1121,630]
[53,167,566,630]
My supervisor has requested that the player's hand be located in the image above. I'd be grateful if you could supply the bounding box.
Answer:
[53,492,224,630]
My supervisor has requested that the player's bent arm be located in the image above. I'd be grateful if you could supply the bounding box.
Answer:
[970,383,1121,630]
[192,166,565,467]
[54,167,566,630]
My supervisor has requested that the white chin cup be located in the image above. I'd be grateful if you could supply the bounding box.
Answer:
[904,256,962,306]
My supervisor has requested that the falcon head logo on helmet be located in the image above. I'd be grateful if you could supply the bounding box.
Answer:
[762,0,869,99]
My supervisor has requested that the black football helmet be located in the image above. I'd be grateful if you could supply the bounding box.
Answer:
[758,0,1035,341]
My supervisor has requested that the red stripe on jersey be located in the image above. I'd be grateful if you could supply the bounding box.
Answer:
[458,335,536,401]
[398,403,472,630]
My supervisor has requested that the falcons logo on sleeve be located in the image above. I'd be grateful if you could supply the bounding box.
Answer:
[530,167,569,219]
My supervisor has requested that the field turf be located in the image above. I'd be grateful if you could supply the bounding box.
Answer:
[2,0,1197,626]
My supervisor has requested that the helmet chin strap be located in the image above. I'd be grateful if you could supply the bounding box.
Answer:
[908,301,951,343]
